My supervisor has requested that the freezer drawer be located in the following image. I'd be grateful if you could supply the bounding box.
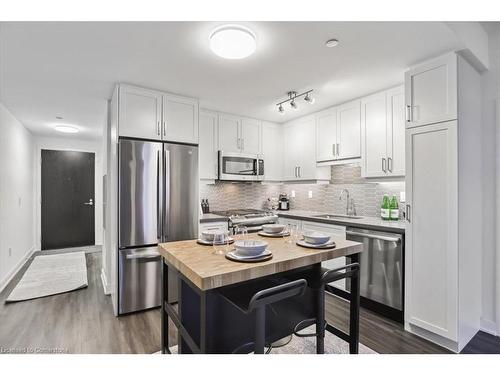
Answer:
[118,247,161,314]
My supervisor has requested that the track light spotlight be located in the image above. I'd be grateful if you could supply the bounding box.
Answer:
[304,93,315,104]
[278,104,285,114]
[290,100,298,110]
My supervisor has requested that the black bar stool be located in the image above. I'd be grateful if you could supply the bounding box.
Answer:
[228,278,308,354]
[293,264,360,354]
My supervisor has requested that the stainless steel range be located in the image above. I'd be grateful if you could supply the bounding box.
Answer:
[211,209,278,233]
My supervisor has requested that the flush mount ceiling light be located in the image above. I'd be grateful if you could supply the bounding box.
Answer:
[275,90,314,114]
[325,38,339,48]
[54,125,79,134]
[209,24,256,59]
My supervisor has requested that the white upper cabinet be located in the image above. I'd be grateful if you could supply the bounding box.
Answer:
[261,121,283,181]
[336,100,361,160]
[405,52,457,128]
[118,84,163,140]
[117,84,199,143]
[218,114,241,153]
[283,117,330,181]
[316,108,337,162]
[361,92,387,177]
[240,117,261,154]
[217,113,262,154]
[386,86,405,176]
[199,110,218,180]
[162,94,199,144]
[361,86,405,178]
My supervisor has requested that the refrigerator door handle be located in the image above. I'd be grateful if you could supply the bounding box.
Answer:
[156,150,161,240]
[163,148,170,242]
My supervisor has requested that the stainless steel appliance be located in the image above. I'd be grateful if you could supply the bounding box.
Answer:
[118,139,198,314]
[211,209,278,233]
[278,194,290,211]
[218,151,264,181]
[345,227,403,321]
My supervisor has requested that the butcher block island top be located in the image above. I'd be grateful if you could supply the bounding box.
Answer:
[158,234,363,291]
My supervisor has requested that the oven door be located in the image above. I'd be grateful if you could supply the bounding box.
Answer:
[218,151,263,181]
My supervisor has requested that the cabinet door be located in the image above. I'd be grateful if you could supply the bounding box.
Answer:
[283,122,300,180]
[316,108,337,162]
[199,110,218,180]
[261,122,283,181]
[405,52,457,128]
[162,94,199,144]
[387,86,405,176]
[295,117,317,180]
[405,120,458,341]
[118,85,163,140]
[240,117,261,154]
[218,114,241,153]
[336,100,361,160]
[361,93,387,177]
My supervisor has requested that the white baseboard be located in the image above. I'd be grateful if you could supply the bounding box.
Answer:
[0,246,36,294]
[480,318,498,336]
[100,267,111,295]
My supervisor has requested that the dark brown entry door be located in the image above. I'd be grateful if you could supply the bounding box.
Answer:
[41,150,95,250]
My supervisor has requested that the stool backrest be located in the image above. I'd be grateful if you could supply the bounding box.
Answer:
[321,263,360,285]
[248,279,307,311]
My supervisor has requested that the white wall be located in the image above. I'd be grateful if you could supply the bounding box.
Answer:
[33,136,103,250]
[480,27,500,335]
[0,103,35,291]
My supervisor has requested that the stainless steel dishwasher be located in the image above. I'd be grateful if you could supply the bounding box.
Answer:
[345,227,403,320]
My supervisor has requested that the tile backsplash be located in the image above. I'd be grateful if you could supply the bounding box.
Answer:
[200,164,405,218]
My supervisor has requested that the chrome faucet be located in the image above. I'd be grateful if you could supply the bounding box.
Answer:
[339,189,356,216]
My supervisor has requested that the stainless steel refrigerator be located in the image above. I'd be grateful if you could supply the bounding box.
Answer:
[118,139,198,314]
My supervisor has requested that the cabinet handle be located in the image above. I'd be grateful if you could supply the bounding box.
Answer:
[406,204,411,222]
[299,166,301,178]
[294,166,297,178]
[337,143,340,156]
[382,158,387,172]
[163,121,166,136]
[157,121,160,136]
[406,105,412,122]
[388,157,393,172]
[332,144,336,156]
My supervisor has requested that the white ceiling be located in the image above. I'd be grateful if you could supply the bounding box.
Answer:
[0,22,463,140]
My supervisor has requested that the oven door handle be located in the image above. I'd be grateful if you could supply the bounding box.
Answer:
[346,231,401,243]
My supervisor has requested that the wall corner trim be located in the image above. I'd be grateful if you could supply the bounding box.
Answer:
[0,246,36,294]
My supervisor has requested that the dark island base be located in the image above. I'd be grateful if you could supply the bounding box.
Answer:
[161,254,360,354]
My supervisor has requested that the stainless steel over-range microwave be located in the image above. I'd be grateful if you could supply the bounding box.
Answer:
[218,151,264,181]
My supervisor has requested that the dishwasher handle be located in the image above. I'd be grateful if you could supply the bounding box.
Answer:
[346,230,401,243]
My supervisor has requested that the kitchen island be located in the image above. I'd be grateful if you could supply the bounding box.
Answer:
[158,234,363,354]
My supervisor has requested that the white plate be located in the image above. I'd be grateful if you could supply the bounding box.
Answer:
[196,237,234,246]
[262,224,286,234]
[258,230,290,238]
[296,239,336,249]
[227,249,272,260]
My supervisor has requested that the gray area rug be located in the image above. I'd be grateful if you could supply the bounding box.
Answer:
[166,326,377,354]
[6,252,88,302]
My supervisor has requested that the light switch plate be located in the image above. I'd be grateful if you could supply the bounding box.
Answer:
[400,191,406,203]
[308,190,313,199]
[291,190,296,198]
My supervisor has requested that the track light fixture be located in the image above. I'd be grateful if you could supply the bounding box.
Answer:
[276,90,314,114]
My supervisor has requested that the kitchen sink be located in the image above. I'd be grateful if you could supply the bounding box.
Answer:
[312,214,364,220]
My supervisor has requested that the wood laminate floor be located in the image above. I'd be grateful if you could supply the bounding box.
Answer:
[1,251,497,354]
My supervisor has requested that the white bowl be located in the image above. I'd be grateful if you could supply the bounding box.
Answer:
[234,240,268,256]
[262,224,286,234]
[303,231,331,245]
[201,229,229,242]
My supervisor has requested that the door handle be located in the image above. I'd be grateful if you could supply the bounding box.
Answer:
[388,157,393,173]
[298,166,301,178]
[337,143,340,157]
[164,149,170,241]
[83,199,93,206]
[406,105,412,122]
[157,150,161,240]
[406,204,411,222]
[382,158,387,173]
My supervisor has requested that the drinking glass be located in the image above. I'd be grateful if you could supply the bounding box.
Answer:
[286,224,297,244]
[213,232,229,255]
[234,226,248,240]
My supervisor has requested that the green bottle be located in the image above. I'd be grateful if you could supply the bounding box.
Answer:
[389,195,399,221]
[381,194,390,220]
